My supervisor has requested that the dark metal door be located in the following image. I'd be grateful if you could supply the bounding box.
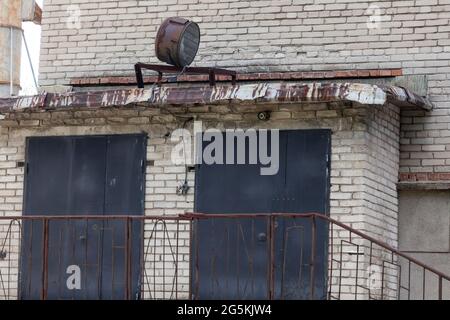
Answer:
[20,134,146,300]
[193,130,330,300]
[101,135,146,299]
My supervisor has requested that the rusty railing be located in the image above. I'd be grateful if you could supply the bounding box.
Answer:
[0,213,449,300]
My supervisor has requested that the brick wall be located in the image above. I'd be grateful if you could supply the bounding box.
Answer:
[0,101,401,299]
[37,0,450,178]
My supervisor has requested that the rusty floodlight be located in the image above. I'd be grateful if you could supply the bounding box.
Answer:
[155,17,201,68]
[134,17,236,88]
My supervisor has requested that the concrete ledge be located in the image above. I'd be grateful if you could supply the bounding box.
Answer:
[398,182,450,191]
[0,82,433,112]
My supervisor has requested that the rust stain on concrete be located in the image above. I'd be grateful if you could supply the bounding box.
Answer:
[0,82,434,113]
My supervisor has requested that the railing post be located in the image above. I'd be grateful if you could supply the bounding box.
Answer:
[175,219,180,300]
[327,221,333,300]
[125,217,132,300]
[188,218,193,300]
[438,276,443,300]
[268,215,275,300]
[41,218,49,300]
[310,216,316,300]
[193,218,199,300]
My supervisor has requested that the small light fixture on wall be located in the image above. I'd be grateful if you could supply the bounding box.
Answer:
[257,111,271,121]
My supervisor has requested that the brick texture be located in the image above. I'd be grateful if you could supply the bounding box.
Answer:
[36,0,450,177]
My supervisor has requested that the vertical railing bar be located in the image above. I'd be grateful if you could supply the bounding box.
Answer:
[236,220,240,300]
[225,220,229,298]
[125,217,132,300]
[422,267,426,300]
[194,218,199,299]
[268,215,276,300]
[328,221,333,300]
[111,222,117,299]
[280,220,288,300]
[84,217,88,300]
[251,218,255,297]
[309,216,316,300]
[71,220,76,300]
[0,222,8,299]
[396,264,402,301]
[188,218,193,300]
[355,244,359,300]
[27,219,34,299]
[338,240,343,300]
[162,220,166,299]
[41,218,49,300]
[175,219,180,300]
[438,276,443,300]
[381,262,385,300]
[368,241,373,300]
[14,220,22,300]
[153,220,157,299]
[407,260,411,300]
[298,219,304,298]
[211,219,216,298]
[96,219,102,300]
[7,220,12,298]
[16,220,23,300]
[139,216,145,300]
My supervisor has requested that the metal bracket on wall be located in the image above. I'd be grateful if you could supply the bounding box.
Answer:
[134,63,237,88]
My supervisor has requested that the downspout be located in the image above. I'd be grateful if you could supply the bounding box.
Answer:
[0,0,42,98]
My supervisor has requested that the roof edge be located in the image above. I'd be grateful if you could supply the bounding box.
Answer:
[0,82,433,113]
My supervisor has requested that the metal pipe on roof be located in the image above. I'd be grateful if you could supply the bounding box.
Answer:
[0,0,23,97]
[0,0,42,98]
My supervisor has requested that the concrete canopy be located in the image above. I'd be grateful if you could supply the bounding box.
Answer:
[0,82,433,113]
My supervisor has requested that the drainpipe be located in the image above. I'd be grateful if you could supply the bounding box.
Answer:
[0,0,42,98]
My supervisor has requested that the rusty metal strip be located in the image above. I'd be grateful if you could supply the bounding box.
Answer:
[0,82,433,113]
[2,213,449,300]
[381,85,433,111]
[0,93,47,110]
[70,69,404,86]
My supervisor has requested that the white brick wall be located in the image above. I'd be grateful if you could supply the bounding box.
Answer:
[37,0,450,176]
[0,101,401,299]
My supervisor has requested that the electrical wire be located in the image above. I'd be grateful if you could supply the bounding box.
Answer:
[176,116,194,195]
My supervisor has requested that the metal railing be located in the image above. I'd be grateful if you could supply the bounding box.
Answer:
[0,213,449,300]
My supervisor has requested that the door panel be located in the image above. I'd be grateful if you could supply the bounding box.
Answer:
[194,131,284,299]
[194,130,330,300]
[21,137,71,299]
[274,130,330,299]
[101,135,145,300]
[193,218,270,299]
[21,137,107,299]
[54,137,107,299]
[20,134,146,300]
